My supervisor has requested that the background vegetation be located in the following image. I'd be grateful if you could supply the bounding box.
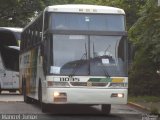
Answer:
[0,0,160,96]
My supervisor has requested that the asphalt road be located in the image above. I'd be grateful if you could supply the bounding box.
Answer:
[0,94,145,120]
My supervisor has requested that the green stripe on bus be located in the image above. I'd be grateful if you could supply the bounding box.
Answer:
[88,78,112,82]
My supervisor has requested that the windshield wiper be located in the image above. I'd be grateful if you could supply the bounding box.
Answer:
[92,42,110,78]
[69,43,88,77]
[100,62,110,77]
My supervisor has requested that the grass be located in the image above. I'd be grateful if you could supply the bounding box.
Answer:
[129,96,160,115]
[128,96,160,103]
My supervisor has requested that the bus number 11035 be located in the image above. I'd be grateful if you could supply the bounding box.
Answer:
[60,77,80,82]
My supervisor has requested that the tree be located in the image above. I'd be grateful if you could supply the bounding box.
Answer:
[0,0,145,29]
[0,0,48,27]
[129,0,160,96]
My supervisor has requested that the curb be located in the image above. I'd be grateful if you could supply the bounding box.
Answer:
[128,102,149,111]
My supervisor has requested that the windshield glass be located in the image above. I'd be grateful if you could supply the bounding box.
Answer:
[51,13,125,31]
[0,46,19,71]
[90,36,126,76]
[51,35,88,75]
[50,35,127,77]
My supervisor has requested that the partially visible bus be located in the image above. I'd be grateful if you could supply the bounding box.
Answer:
[0,27,22,94]
[20,5,128,113]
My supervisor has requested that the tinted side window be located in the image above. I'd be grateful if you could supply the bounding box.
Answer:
[0,46,19,71]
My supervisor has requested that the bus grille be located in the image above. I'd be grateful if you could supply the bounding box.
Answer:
[70,82,108,87]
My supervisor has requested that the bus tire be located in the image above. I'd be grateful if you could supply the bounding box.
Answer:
[41,103,48,113]
[101,104,111,114]
[38,80,48,113]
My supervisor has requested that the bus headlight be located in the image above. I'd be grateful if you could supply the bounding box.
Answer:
[111,93,124,98]
[47,81,70,87]
[109,83,128,88]
[53,91,60,97]
[53,92,67,102]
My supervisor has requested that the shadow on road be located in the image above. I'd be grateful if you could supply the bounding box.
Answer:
[32,102,114,115]
[0,94,143,120]
[31,103,122,120]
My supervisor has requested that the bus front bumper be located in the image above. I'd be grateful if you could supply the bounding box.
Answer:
[43,88,128,105]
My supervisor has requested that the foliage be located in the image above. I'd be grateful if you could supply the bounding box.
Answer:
[129,96,160,103]
[0,0,49,27]
[129,0,160,96]
[0,0,146,29]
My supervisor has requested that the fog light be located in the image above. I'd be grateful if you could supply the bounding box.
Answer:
[53,92,67,102]
[54,92,60,97]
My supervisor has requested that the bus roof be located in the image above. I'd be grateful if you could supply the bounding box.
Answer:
[8,46,20,50]
[0,27,22,32]
[0,27,22,46]
[45,4,125,14]
[23,4,125,32]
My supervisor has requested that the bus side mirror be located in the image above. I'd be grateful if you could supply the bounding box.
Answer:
[40,43,46,75]
[128,41,135,67]
[40,44,44,56]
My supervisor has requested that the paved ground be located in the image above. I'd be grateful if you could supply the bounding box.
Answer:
[0,95,23,102]
[1,91,160,113]
[0,101,145,120]
[0,93,159,120]
[0,94,143,114]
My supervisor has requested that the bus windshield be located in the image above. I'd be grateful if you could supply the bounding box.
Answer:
[0,46,19,71]
[51,13,125,31]
[50,35,127,77]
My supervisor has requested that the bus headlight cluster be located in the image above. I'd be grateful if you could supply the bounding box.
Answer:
[109,83,128,88]
[53,91,67,102]
[53,91,60,97]
[111,93,124,98]
[47,81,70,87]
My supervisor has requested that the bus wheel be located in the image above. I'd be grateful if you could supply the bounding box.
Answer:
[38,81,48,113]
[101,104,111,114]
[41,103,49,113]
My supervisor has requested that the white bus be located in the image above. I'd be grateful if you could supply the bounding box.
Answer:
[0,27,22,94]
[20,4,128,113]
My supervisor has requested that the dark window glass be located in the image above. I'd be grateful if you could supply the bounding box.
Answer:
[90,36,127,76]
[0,46,19,71]
[50,35,127,77]
[51,35,88,75]
[51,13,125,31]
